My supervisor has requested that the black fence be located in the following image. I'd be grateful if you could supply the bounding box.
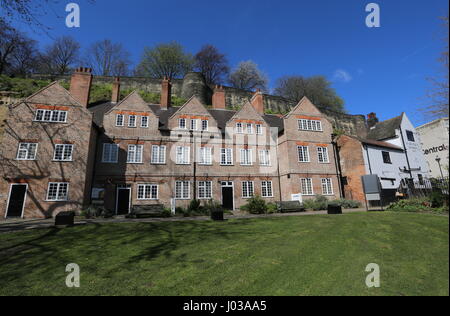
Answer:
[400,177,449,199]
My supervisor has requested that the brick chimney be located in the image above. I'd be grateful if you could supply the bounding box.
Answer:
[111,77,121,104]
[251,89,264,115]
[160,77,172,109]
[69,67,93,107]
[367,112,379,128]
[212,85,226,109]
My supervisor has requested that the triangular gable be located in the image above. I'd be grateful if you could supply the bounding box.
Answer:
[227,100,266,124]
[285,96,323,118]
[169,96,211,119]
[19,81,82,108]
[105,91,156,115]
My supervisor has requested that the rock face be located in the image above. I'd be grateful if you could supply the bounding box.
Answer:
[30,72,368,136]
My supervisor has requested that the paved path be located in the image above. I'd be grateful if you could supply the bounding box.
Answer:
[0,209,368,234]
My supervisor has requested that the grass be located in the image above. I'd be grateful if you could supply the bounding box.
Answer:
[0,212,448,296]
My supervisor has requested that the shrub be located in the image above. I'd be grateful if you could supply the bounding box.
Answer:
[387,198,432,213]
[430,190,448,208]
[203,200,223,215]
[302,195,329,211]
[333,199,362,209]
[267,202,279,214]
[188,199,201,213]
[241,196,268,214]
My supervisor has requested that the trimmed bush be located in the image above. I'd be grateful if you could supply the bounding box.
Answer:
[241,196,268,214]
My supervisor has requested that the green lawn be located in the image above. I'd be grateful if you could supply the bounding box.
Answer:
[0,212,448,296]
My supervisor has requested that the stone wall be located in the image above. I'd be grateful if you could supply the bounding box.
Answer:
[30,72,368,137]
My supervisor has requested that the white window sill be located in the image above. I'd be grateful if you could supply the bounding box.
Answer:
[52,160,73,162]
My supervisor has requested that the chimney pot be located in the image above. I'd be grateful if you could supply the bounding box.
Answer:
[212,85,226,109]
[69,66,93,107]
[111,77,121,104]
[160,77,172,109]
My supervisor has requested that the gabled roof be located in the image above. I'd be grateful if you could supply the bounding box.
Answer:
[18,81,83,107]
[341,135,403,151]
[284,96,322,118]
[105,90,157,115]
[366,113,403,141]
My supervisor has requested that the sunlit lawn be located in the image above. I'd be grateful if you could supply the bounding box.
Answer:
[0,212,448,296]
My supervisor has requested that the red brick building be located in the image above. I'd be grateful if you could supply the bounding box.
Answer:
[0,69,341,218]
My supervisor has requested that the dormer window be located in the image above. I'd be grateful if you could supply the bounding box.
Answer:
[201,120,209,131]
[141,116,149,128]
[128,115,136,128]
[190,119,197,131]
[179,118,187,129]
[35,109,67,123]
[256,124,262,135]
[116,114,124,126]
[406,130,415,142]
[236,123,243,134]
[246,124,254,134]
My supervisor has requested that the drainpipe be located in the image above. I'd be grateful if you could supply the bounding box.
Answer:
[399,127,413,179]
[364,145,373,175]
[331,136,344,199]
[276,135,283,203]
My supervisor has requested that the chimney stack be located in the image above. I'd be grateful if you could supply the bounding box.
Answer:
[251,89,264,115]
[212,85,226,109]
[367,112,379,128]
[69,67,93,107]
[160,77,172,109]
[111,77,121,103]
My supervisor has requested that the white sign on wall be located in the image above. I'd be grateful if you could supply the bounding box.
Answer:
[291,194,303,203]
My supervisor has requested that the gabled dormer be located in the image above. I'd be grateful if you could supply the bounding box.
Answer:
[283,96,333,141]
[103,91,158,133]
[225,100,269,137]
[168,96,218,133]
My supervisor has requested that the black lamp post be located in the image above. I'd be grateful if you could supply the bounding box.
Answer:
[436,157,444,179]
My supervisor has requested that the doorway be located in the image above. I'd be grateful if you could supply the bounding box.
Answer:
[116,185,131,215]
[6,184,27,218]
[221,182,234,210]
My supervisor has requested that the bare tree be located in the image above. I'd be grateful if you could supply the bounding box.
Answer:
[37,36,80,75]
[228,61,268,92]
[194,44,229,85]
[422,16,449,119]
[7,37,39,76]
[275,75,346,113]
[135,42,193,79]
[84,39,131,76]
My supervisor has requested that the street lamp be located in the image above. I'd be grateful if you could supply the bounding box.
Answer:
[435,157,444,179]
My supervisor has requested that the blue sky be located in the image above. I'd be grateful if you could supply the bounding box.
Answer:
[7,0,449,126]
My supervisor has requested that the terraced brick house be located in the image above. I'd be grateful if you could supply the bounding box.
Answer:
[0,69,342,218]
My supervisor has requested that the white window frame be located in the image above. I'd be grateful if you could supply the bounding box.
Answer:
[53,144,73,162]
[46,182,69,201]
[317,146,329,163]
[34,109,67,123]
[175,181,190,200]
[116,114,124,127]
[256,124,263,135]
[261,181,273,198]
[16,143,38,160]
[102,143,119,163]
[198,181,212,199]
[321,178,334,195]
[297,146,310,163]
[201,120,209,131]
[151,145,166,164]
[298,119,323,131]
[179,118,187,129]
[240,149,253,166]
[128,115,137,128]
[246,123,254,134]
[127,145,143,164]
[300,178,314,196]
[190,119,198,131]
[198,147,213,165]
[141,116,149,128]
[221,148,233,166]
[176,146,190,165]
[137,184,158,200]
[259,149,271,166]
[242,181,254,198]
[236,123,243,134]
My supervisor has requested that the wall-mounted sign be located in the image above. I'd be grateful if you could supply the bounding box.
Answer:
[291,193,303,203]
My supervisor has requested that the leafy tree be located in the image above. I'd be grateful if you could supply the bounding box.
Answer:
[37,36,81,75]
[274,75,346,113]
[194,44,229,85]
[84,39,131,76]
[135,42,193,79]
[228,60,268,92]
[421,16,449,119]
